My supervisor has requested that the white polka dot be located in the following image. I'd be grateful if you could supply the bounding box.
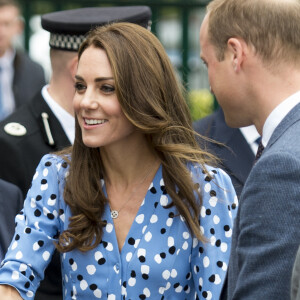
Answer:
[65,274,68,283]
[200,226,205,234]
[12,271,19,280]
[106,223,113,233]
[183,232,190,239]
[221,242,228,252]
[160,195,168,206]
[210,236,216,246]
[16,251,23,259]
[141,265,149,274]
[33,242,40,251]
[182,241,189,250]
[26,291,34,298]
[203,256,210,268]
[106,242,113,251]
[34,222,40,230]
[213,215,220,224]
[168,236,174,247]
[142,225,147,234]
[199,277,203,286]
[80,280,88,290]
[30,198,36,208]
[162,270,170,280]
[19,264,27,272]
[214,274,222,284]
[126,252,133,262]
[222,262,228,271]
[204,183,211,192]
[159,287,165,294]
[171,269,177,278]
[71,262,78,271]
[135,214,144,224]
[166,218,173,227]
[107,295,116,300]
[225,228,232,238]
[95,251,103,260]
[206,291,213,300]
[193,238,199,248]
[165,282,171,290]
[138,248,146,258]
[209,196,218,207]
[175,285,183,293]
[47,197,56,206]
[41,183,48,191]
[16,214,24,221]
[43,168,49,177]
[134,239,140,248]
[143,288,150,297]
[42,251,50,261]
[11,241,18,250]
[201,206,206,218]
[144,231,152,242]
[128,277,136,286]
[154,254,162,264]
[94,289,102,298]
[150,214,158,223]
[86,265,96,275]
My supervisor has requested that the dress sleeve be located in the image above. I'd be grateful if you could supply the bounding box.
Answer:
[0,154,65,300]
[191,166,237,299]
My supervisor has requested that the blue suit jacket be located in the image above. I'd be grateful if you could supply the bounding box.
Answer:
[226,102,300,299]
[0,179,23,261]
[193,108,254,198]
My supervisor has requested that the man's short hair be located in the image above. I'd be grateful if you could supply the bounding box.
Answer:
[207,0,300,67]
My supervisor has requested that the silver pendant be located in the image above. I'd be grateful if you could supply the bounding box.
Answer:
[111,210,119,219]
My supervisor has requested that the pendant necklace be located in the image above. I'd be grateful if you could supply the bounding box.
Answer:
[109,162,158,219]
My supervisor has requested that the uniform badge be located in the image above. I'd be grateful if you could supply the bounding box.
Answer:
[4,122,27,136]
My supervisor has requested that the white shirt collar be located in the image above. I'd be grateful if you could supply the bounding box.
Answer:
[42,85,75,144]
[239,125,260,154]
[262,90,300,147]
[0,48,15,69]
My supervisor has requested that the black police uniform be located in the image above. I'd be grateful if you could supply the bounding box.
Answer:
[0,6,151,300]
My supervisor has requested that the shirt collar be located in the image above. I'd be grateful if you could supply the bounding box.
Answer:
[0,48,15,69]
[42,85,75,144]
[262,90,300,146]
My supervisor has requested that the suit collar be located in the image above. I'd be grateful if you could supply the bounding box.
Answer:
[267,102,300,151]
[29,91,71,150]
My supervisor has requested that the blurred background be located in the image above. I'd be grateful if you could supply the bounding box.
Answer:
[16,0,216,120]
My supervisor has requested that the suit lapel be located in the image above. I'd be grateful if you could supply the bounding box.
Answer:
[266,102,300,151]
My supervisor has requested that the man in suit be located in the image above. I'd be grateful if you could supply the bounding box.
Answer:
[0,0,45,120]
[292,246,300,300]
[0,6,152,300]
[193,107,259,197]
[199,0,300,299]
[0,179,23,261]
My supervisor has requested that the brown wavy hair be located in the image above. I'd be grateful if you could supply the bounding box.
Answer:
[56,22,216,252]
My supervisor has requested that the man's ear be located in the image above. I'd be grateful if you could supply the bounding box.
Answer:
[227,37,245,72]
[68,56,78,79]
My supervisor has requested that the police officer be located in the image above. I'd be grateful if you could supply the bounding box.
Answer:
[0,6,151,300]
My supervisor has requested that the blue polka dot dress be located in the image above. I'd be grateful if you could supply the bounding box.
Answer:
[0,154,237,299]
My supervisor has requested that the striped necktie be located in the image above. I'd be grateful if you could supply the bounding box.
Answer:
[254,141,265,164]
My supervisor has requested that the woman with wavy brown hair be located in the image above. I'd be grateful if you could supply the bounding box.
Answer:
[0,22,237,299]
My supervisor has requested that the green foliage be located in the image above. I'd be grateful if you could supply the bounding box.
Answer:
[188,89,214,121]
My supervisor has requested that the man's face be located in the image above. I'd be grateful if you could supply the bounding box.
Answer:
[0,5,22,54]
[199,15,245,128]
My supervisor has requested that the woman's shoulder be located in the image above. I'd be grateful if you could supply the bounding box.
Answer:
[37,153,71,174]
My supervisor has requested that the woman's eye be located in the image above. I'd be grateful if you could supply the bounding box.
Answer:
[74,82,86,92]
[101,84,115,93]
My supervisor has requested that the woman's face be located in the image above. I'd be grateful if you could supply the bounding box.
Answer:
[73,46,136,149]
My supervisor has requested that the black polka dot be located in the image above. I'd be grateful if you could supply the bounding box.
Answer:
[160,228,166,234]
[199,247,204,254]
[139,295,146,300]
[168,212,175,218]
[24,281,30,288]
[210,190,217,197]
[206,209,211,215]
[128,237,135,245]
[224,225,230,231]
[69,258,74,265]
[186,272,191,280]
[217,261,223,268]
[36,195,42,201]
[37,240,44,247]
[210,228,215,234]
[131,270,136,278]
[45,161,52,167]
[59,209,64,215]
[231,203,237,210]
[15,234,20,241]
[139,256,146,263]
[174,282,180,288]
[209,275,215,282]
[77,275,83,281]
[161,185,167,194]
[169,246,176,255]
[62,162,68,168]
[160,252,166,259]
[29,275,34,281]
[204,176,211,182]
[150,187,157,194]
[89,284,97,290]
[202,291,208,298]
[25,227,31,234]
[41,179,47,184]
[34,209,41,217]
[47,213,54,220]
[142,274,149,280]
[50,194,57,199]
[154,202,158,208]
[184,284,189,291]
[216,239,221,247]
[98,258,106,265]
